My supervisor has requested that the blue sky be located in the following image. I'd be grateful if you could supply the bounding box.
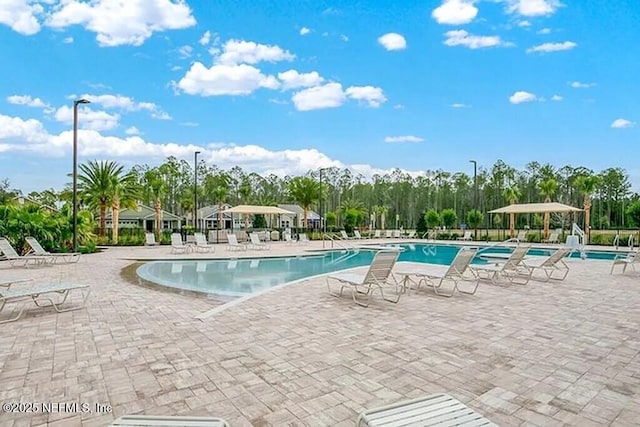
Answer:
[0,0,638,193]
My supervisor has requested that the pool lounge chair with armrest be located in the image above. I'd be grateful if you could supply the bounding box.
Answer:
[226,234,246,251]
[610,248,640,274]
[470,244,533,285]
[373,230,381,239]
[340,230,352,240]
[0,282,90,324]
[357,393,497,427]
[170,233,190,254]
[249,232,270,250]
[25,236,81,263]
[354,230,364,239]
[111,415,229,427]
[326,250,402,307]
[395,247,479,297]
[457,231,472,241]
[542,231,560,244]
[193,232,215,253]
[0,237,53,267]
[524,247,571,281]
[385,230,393,238]
[406,230,416,239]
[298,233,310,245]
[145,232,160,246]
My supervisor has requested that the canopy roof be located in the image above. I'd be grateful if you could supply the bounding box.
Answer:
[220,205,296,215]
[489,202,583,214]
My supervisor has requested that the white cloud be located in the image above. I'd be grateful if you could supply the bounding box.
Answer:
[0,0,43,35]
[444,30,511,49]
[0,113,50,145]
[216,39,295,65]
[378,33,407,51]
[537,27,552,34]
[394,104,405,109]
[180,122,199,127]
[53,105,120,131]
[7,95,48,108]
[299,27,310,36]
[509,91,537,104]
[277,70,324,90]
[291,83,346,111]
[518,20,531,27]
[341,34,349,42]
[177,45,193,58]
[551,95,562,101]
[345,86,387,108]
[125,126,141,135]
[432,0,478,25]
[177,62,280,96]
[569,81,595,88]
[611,119,635,129]
[77,94,170,119]
[384,136,424,143]
[199,30,211,45]
[526,41,576,53]
[505,0,562,17]
[451,103,471,108]
[45,0,196,47]
[63,36,74,43]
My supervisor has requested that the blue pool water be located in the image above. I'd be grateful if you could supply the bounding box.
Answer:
[136,244,620,296]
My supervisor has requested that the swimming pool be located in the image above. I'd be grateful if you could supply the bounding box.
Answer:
[136,243,620,296]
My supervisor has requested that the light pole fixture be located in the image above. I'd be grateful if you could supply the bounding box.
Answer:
[319,168,324,234]
[469,160,478,211]
[194,151,201,231]
[72,98,90,252]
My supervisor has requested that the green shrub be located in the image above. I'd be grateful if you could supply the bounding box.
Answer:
[436,232,451,240]
[441,209,457,229]
[425,209,440,229]
[415,212,428,234]
[449,232,459,240]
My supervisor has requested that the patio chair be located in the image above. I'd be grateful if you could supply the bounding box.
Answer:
[457,231,472,241]
[524,247,571,281]
[469,244,533,285]
[357,393,497,427]
[393,230,401,238]
[194,232,215,253]
[395,247,480,297]
[354,230,363,239]
[145,232,160,246]
[542,231,560,244]
[385,230,393,238]
[298,233,310,245]
[0,282,90,324]
[340,230,352,240]
[373,230,381,239]
[0,278,32,288]
[25,237,81,264]
[0,237,52,267]
[226,234,246,251]
[326,250,402,307]
[111,415,229,427]
[610,248,640,274]
[406,230,416,239]
[170,233,190,254]
[249,232,270,250]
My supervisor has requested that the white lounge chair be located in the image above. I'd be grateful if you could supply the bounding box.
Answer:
[0,237,52,267]
[542,231,560,243]
[357,393,497,427]
[406,230,416,239]
[227,234,247,251]
[393,230,401,238]
[395,247,480,297]
[353,230,363,239]
[470,244,533,285]
[524,247,571,281]
[170,233,190,254]
[145,232,160,246]
[326,250,402,307]
[373,230,381,239]
[0,278,32,289]
[0,282,90,324]
[340,230,352,240]
[111,415,229,427]
[385,230,393,238]
[298,233,310,245]
[25,237,81,263]
[457,231,472,241]
[610,248,640,274]
[193,232,215,253]
[249,232,270,250]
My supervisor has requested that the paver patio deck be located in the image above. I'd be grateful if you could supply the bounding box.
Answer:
[1,240,639,426]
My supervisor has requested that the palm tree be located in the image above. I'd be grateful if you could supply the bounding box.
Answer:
[288,176,320,228]
[574,175,600,243]
[539,178,558,239]
[143,169,166,239]
[502,186,522,238]
[78,160,124,237]
[238,177,252,229]
[205,173,230,232]
[110,171,139,244]
[374,205,389,230]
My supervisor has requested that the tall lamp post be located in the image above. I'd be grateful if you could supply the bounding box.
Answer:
[194,151,201,231]
[469,160,478,211]
[72,98,91,252]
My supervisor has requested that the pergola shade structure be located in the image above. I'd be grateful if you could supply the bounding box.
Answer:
[220,205,296,215]
[488,202,583,239]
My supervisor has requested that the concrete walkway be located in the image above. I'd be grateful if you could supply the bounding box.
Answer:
[0,241,639,426]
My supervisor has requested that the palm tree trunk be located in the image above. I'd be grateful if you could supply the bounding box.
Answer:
[99,201,107,237]
[381,213,385,230]
[584,195,591,243]
[510,212,515,238]
[112,199,120,244]
[154,199,161,239]
[543,197,551,239]
[303,207,308,229]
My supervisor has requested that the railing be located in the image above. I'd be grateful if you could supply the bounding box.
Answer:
[629,234,635,250]
[322,233,354,250]
[570,222,587,259]
[613,233,620,250]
